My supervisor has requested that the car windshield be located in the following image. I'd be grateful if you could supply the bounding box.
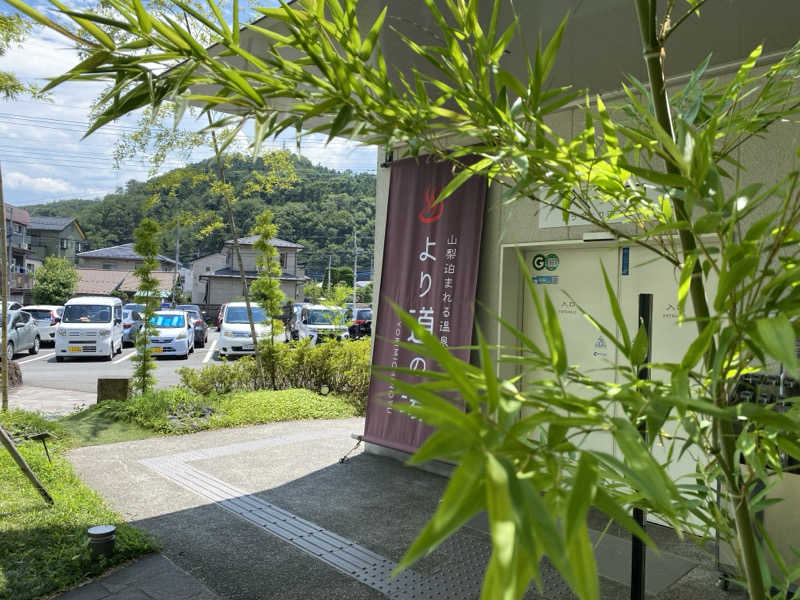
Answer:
[177,305,200,312]
[62,304,113,323]
[307,309,345,325]
[186,311,201,321]
[150,314,185,328]
[124,304,145,312]
[123,310,137,321]
[225,306,266,323]
[348,308,372,321]
[26,309,53,320]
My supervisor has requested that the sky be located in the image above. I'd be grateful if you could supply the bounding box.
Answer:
[0,4,378,207]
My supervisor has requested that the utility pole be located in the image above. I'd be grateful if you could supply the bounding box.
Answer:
[0,164,53,505]
[352,228,358,308]
[327,255,332,294]
[172,225,180,306]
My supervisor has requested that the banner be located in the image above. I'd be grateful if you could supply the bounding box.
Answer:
[363,156,487,453]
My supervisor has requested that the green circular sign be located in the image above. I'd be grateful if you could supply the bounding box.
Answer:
[545,253,559,271]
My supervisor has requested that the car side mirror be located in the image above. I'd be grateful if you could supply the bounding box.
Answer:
[302,319,308,325]
[14,322,23,329]
[115,318,122,325]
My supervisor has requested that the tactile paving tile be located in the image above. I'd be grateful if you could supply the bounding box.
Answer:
[141,452,489,600]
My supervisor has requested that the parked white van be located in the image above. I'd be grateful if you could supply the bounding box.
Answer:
[55,296,124,362]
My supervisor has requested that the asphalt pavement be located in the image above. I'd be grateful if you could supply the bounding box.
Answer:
[16,330,222,394]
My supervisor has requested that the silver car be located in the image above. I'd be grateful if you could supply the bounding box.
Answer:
[5,310,41,359]
[22,305,63,345]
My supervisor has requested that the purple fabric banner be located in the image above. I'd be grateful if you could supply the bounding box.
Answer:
[363,156,487,453]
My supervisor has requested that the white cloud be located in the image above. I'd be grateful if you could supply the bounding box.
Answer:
[4,171,76,193]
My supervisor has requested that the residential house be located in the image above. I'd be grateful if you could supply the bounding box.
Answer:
[28,216,88,264]
[76,269,174,296]
[76,242,191,299]
[199,236,306,305]
[4,205,33,304]
[77,242,176,271]
[190,252,227,304]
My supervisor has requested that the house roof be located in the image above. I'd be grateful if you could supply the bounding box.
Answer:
[76,268,174,295]
[77,242,176,264]
[223,236,304,249]
[202,267,306,282]
[28,216,86,239]
[4,205,30,226]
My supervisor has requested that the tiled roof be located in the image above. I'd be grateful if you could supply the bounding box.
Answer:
[28,216,76,231]
[4,205,30,226]
[203,267,305,281]
[223,236,304,249]
[77,242,176,264]
[77,269,174,295]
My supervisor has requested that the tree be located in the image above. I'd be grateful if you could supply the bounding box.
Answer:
[130,219,161,396]
[13,1,800,598]
[31,257,78,305]
[250,209,285,387]
[0,14,43,100]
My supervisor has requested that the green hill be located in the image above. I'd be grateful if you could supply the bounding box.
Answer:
[25,154,376,280]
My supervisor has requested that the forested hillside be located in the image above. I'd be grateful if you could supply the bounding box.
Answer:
[25,154,376,280]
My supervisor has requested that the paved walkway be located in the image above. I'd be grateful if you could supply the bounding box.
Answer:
[7,384,96,417]
[55,554,218,600]
[56,418,741,600]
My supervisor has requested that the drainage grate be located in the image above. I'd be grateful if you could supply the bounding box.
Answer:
[141,450,490,600]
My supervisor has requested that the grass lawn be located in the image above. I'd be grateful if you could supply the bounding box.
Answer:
[58,403,160,446]
[0,410,157,600]
[107,387,363,433]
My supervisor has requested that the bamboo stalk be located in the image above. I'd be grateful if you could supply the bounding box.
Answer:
[631,2,766,599]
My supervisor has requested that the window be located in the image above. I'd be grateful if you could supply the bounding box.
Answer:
[205,265,211,272]
[60,238,69,250]
[280,253,287,269]
[102,263,113,270]
[62,304,113,324]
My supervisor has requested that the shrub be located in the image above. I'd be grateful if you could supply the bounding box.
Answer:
[177,338,371,412]
[105,388,218,432]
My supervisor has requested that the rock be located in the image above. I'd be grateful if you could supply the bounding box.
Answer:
[1,361,23,387]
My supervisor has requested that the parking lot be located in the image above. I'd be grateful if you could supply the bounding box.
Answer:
[16,330,223,394]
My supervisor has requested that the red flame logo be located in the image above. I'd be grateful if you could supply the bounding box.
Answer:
[418,186,444,223]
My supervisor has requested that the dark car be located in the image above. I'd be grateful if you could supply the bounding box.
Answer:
[347,306,372,339]
[122,309,144,346]
[185,309,208,348]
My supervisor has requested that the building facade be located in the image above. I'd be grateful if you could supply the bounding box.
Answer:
[199,236,307,305]
[77,243,176,272]
[28,216,87,263]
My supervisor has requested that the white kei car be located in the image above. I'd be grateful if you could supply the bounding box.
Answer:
[144,310,195,359]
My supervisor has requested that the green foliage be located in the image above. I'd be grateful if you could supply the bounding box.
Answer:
[130,219,161,395]
[303,281,323,303]
[250,209,285,319]
[20,0,800,598]
[25,154,374,280]
[57,403,159,447]
[0,410,157,600]
[329,265,353,287]
[105,387,359,433]
[0,14,45,100]
[177,338,371,413]
[31,257,78,305]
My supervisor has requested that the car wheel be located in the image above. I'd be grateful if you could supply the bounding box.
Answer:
[6,342,13,361]
[29,336,40,355]
[104,343,113,361]
[56,356,64,363]
[116,341,123,355]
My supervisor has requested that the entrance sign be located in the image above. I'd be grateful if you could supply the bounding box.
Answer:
[364,157,487,453]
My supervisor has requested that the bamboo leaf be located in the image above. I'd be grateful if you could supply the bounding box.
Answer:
[754,315,799,377]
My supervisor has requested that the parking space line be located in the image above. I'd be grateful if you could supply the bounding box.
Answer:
[203,339,217,363]
[113,350,137,364]
[17,352,55,365]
